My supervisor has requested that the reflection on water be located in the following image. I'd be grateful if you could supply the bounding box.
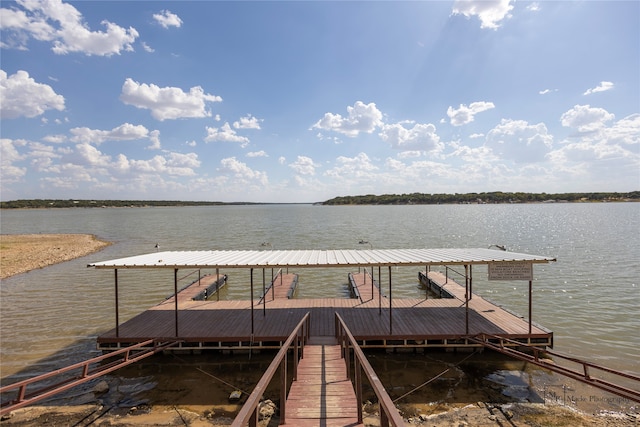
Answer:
[1,203,638,411]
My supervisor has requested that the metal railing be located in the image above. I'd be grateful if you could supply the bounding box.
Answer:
[471,334,640,403]
[0,339,179,415]
[258,268,283,304]
[232,312,310,426]
[335,312,405,426]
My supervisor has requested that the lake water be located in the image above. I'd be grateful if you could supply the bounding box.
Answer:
[1,203,638,411]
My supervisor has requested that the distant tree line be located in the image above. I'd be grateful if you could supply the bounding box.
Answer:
[322,191,640,205]
[0,199,256,209]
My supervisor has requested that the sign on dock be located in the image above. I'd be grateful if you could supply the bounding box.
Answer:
[488,261,533,281]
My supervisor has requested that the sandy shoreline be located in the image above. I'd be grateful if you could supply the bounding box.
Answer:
[0,233,111,279]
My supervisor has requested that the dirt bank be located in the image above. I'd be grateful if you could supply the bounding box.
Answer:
[0,234,111,279]
[2,401,637,426]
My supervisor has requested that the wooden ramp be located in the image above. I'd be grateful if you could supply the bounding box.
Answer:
[286,336,363,427]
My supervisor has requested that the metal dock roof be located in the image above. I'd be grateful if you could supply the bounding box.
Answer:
[88,248,556,269]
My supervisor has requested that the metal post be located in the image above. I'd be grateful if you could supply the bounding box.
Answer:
[469,265,473,300]
[114,269,119,337]
[389,266,393,335]
[464,265,469,335]
[262,268,266,317]
[529,279,533,334]
[216,268,220,301]
[250,268,254,335]
[174,268,179,337]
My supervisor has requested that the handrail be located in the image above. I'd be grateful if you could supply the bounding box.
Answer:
[335,312,405,427]
[0,339,179,415]
[232,312,310,426]
[258,268,283,304]
[471,334,640,403]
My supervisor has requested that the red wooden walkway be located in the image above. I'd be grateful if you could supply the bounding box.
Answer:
[260,273,298,301]
[349,270,382,302]
[286,336,363,426]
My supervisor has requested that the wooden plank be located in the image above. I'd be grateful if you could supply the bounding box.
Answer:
[286,338,362,426]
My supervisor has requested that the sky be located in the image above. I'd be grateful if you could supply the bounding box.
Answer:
[1,1,638,203]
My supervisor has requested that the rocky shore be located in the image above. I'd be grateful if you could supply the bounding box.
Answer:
[0,233,111,279]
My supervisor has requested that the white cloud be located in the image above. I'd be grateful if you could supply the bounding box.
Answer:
[153,10,183,29]
[485,119,553,163]
[0,0,138,56]
[0,138,27,183]
[205,123,250,146]
[583,81,614,95]
[452,0,514,29]
[218,157,268,186]
[561,104,615,132]
[289,156,318,176]
[120,78,222,121]
[247,151,268,158]
[324,153,378,179]
[539,89,557,95]
[0,70,65,119]
[379,122,444,153]
[446,101,495,126]
[527,2,541,12]
[312,101,383,137]
[141,42,154,53]
[233,114,262,130]
[70,123,157,146]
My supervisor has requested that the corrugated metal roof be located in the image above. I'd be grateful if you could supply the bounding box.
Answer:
[88,248,556,269]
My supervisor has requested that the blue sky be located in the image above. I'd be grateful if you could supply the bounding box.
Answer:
[1,0,638,203]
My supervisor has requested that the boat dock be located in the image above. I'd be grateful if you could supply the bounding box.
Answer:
[96,267,553,350]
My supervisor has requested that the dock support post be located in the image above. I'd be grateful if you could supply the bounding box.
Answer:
[528,279,533,334]
[389,266,393,334]
[469,265,473,300]
[262,269,266,317]
[174,268,179,337]
[465,265,469,335]
[114,269,119,338]
[250,268,254,335]
[216,268,220,301]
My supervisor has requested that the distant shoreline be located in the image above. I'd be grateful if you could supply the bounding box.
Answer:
[0,191,638,209]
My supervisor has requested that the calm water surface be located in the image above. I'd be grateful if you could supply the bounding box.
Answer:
[1,203,638,383]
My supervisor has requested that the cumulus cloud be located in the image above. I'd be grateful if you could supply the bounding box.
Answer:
[312,101,383,137]
[218,157,268,186]
[324,153,378,179]
[0,70,65,119]
[120,78,222,121]
[561,104,615,132]
[205,123,250,146]
[379,122,444,153]
[583,81,614,95]
[447,101,495,126]
[452,0,514,29]
[0,0,138,55]
[233,114,262,130]
[289,156,318,176]
[485,119,553,163]
[69,123,159,147]
[247,151,268,158]
[0,138,27,182]
[153,10,182,29]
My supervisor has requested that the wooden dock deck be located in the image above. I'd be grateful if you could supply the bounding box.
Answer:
[97,271,552,350]
[286,336,362,426]
[260,273,298,301]
[348,270,381,302]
